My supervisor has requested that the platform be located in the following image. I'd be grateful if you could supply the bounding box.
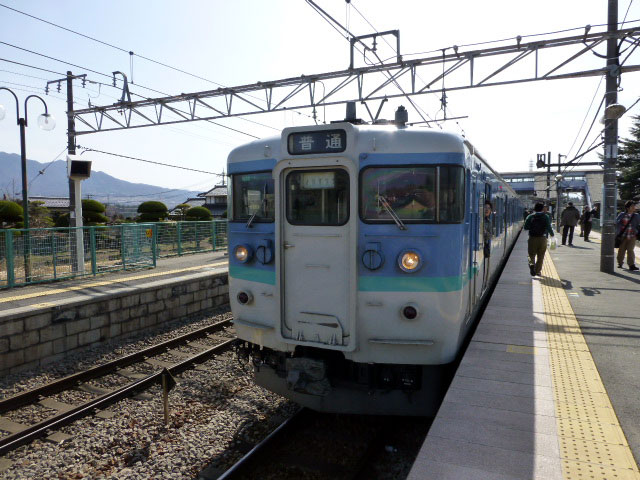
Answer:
[0,251,228,314]
[408,232,640,480]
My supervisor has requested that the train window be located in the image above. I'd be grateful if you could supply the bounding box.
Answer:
[286,169,349,226]
[361,167,437,222]
[439,166,465,222]
[231,172,275,222]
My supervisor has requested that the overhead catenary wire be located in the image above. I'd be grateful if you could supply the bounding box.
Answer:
[0,2,317,126]
[76,146,224,176]
[305,0,439,127]
[0,41,263,138]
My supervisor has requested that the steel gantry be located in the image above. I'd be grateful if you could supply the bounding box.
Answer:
[70,26,640,135]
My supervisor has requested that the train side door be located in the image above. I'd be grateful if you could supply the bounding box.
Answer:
[476,190,485,301]
[278,162,355,350]
[468,172,478,317]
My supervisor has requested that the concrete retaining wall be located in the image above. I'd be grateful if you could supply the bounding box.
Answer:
[0,272,229,376]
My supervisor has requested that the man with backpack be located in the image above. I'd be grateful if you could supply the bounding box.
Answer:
[524,202,555,276]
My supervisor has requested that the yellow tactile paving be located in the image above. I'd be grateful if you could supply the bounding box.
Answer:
[0,261,227,304]
[541,254,640,479]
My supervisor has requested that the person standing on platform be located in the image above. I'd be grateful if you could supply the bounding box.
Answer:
[616,200,640,271]
[524,202,555,276]
[582,206,594,242]
[560,202,581,246]
[578,206,588,237]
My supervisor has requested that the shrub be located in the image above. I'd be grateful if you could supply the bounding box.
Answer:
[185,206,212,221]
[0,200,24,225]
[137,201,168,222]
[82,199,108,225]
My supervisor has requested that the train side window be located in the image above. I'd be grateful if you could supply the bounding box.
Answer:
[439,166,465,222]
[231,172,275,222]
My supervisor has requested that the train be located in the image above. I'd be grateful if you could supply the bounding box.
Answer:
[228,105,524,415]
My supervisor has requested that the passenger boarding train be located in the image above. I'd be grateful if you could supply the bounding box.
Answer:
[228,105,524,416]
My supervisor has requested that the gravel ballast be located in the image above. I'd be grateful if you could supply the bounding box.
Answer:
[0,309,297,480]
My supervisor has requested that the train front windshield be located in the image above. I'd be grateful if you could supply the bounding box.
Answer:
[232,172,275,222]
[361,165,464,223]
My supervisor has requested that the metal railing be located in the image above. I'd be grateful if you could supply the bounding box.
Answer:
[0,220,227,289]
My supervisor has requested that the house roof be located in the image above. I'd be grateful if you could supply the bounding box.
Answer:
[201,185,227,197]
[30,196,70,209]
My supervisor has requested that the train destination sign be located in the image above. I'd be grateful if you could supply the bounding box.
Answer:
[288,129,346,155]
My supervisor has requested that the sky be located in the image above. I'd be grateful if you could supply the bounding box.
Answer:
[0,0,639,201]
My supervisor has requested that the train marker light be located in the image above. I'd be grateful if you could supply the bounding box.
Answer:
[402,305,419,320]
[234,245,253,263]
[398,250,422,272]
[237,291,253,305]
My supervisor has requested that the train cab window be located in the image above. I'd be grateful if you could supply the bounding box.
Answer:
[231,172,275,222]
[361,167,436,222]
[439,166,465,222]
[286,169,349,225]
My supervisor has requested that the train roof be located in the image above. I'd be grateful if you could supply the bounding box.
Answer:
[227,124,469,164]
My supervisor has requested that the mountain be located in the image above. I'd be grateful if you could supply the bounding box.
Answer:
[0,152,203,208]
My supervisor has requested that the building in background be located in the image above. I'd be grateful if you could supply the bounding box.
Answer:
[498,169,605,210]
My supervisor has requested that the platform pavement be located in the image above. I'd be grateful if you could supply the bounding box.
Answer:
[408,233,640,480]
[0,251,229,313]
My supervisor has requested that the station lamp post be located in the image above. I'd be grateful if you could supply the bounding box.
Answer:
[0,87,56,281]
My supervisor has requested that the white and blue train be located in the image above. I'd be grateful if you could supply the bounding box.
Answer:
[228,106,524,415]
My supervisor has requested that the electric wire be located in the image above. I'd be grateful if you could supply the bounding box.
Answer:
[566,76,604,159]
[28,147,68,187]
[76,146,223,176]
[402,19,640,60]
[306,0,438,126]
[0,2,314,126]
[350,0,446,126]
[0,57,64,76]
[0,41,262,137]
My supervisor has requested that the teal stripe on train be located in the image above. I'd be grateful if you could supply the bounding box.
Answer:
[229,264,276,285]
[230,266,476,291]
[358,275,465,292]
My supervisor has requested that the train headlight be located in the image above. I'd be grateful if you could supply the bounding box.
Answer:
[234,245,253,263]
[398,250,423,272]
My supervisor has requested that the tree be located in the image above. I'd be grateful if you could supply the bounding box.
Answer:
[618,114,640,201]
[174,203,191,221]
[137,201,168,222]
[185,206,212,221]
[82,199,109,225]
[28,201,54,228]
[0,200,23,228]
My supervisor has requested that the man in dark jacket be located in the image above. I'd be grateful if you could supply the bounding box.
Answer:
[524,202,555,276]
[560,202,580,246]
[582,206,594,242]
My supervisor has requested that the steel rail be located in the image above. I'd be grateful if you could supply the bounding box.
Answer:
[0,318,231,415]
[0,338,236,456]
[215,408,308,480]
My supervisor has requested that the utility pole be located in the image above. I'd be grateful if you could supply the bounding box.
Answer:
[46,71,86,273]
[601,0,620,273]
[547,151,551,202]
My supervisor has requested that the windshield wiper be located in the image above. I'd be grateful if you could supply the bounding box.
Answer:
[377,195,407,230]
[246,212,258,228]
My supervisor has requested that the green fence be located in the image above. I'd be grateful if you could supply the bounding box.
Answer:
[154,220,227,258]
[0,220,228,289]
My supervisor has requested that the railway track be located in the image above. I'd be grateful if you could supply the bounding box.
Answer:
[0,319,236,456]
[212,408,431,480]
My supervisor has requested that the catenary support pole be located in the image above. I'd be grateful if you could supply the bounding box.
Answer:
[601,0,619,273]
[65,71,83,273]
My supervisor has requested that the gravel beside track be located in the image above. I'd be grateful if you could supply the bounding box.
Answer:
[0,308,297,480]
